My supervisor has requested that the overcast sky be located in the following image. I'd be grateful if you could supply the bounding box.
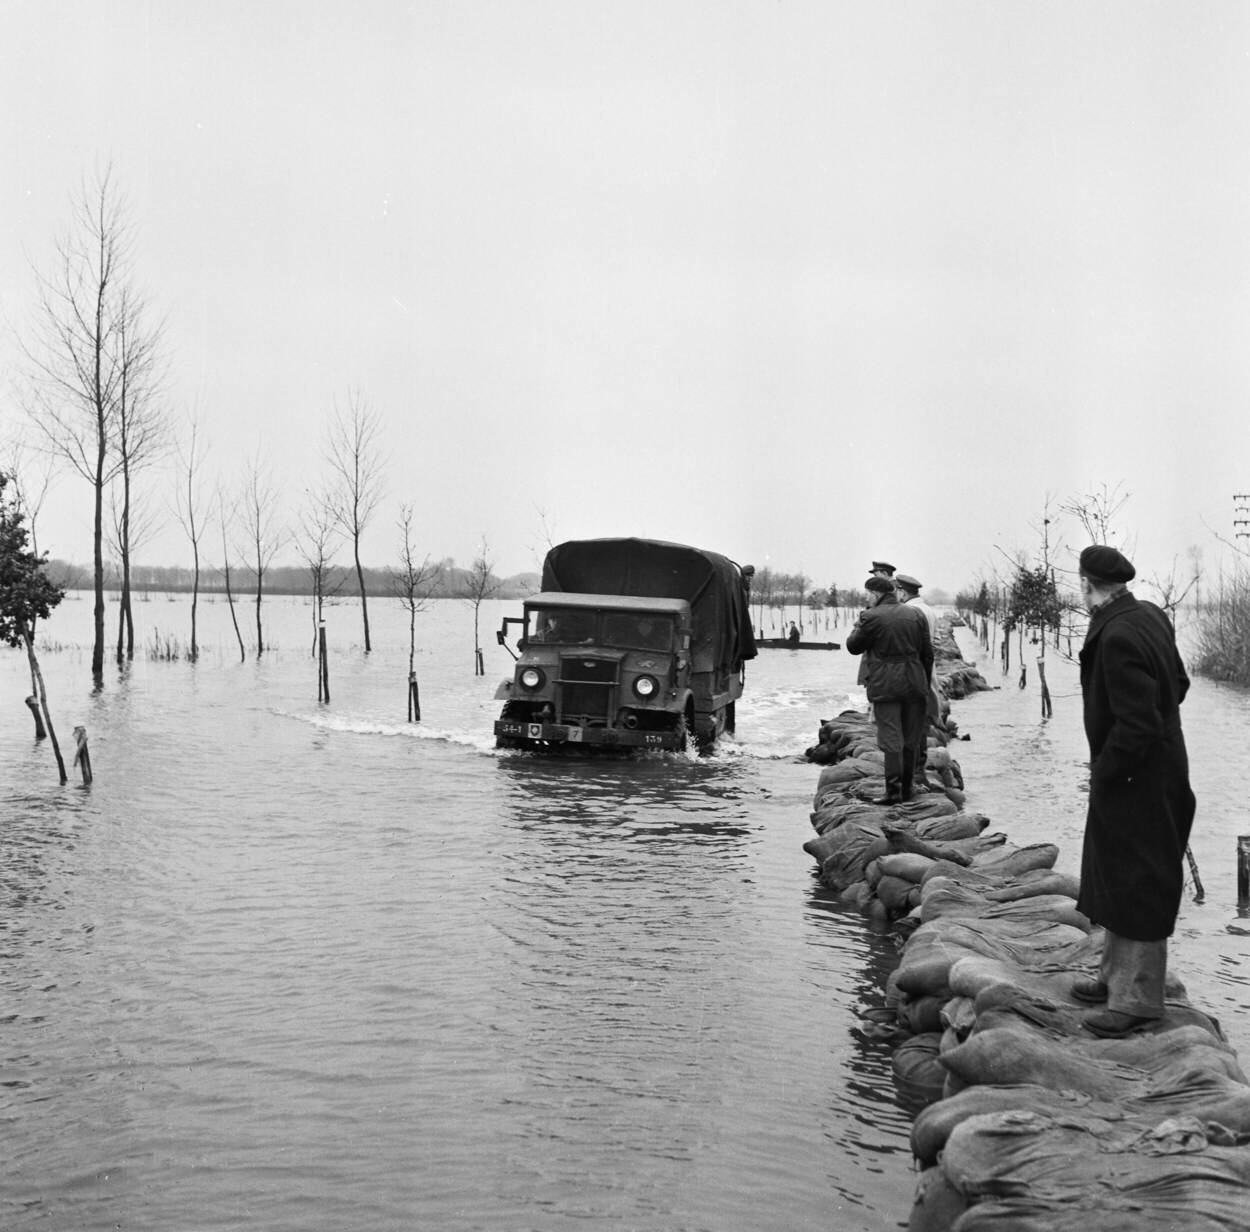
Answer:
[3,1,1249,595]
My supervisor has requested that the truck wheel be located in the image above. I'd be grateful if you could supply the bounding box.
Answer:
[675,707,693,752]
[725,701,736,734]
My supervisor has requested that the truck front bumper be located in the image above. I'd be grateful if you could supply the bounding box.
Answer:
[494,719,682,751]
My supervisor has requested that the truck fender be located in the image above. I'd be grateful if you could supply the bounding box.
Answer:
[493,680,513,700]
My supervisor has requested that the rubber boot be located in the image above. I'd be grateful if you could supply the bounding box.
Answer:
[914,747,934,790]
[872,752,903,806]
[900,748,916,802]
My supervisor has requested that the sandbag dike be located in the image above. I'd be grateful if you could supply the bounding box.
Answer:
[803,619,1250,1231]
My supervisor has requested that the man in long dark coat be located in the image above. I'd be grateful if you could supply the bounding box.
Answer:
[1073,545,1196,1038]
[846,575,933,804]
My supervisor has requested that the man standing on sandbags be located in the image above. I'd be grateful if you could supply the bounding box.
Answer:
[846,575,933,805]
[1074,545,1196,1038]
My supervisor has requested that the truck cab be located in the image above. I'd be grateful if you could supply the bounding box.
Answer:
[495,593,696,750]
[493,537,755,754]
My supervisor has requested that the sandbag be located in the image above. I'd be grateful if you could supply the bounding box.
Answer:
[815,756,878,789]
[969,842,1059,876]
[982,868,1081,902]
[939,1110,1250,1230]
[899,993,949,1034]
[906,1165,968,1232]
[877,874,921,915]
[915,812,989,841]
[946,956,1090,1009]
[938,1025,1243,1100]
[892,1032,947,1108]
[920,860,1000,888]
[811,798,885,835]
[819,824,890,890]
[896,919,1095,1001]
[919,887,1090,931]
[878,852,938,883]
[891,794,960,823]
[910,1083,1123,1166]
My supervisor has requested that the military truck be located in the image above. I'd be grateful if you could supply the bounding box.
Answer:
[494,537,756,752]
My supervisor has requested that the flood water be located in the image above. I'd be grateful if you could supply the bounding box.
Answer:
[3,594,1248,1231]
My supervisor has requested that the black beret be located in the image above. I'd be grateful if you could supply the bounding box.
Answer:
[1079,545,1135,583]
[864,575,895,593]
[869,560,896,574]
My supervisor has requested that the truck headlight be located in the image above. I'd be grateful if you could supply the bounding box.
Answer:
[519,667,546,691]
[632,674,658,699]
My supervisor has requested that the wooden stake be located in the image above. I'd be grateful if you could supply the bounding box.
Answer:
[408,671,421,722]
[1237,836,1250,909]
[25,694,46,739]
[318,620,330,703]
[72,726,93,785]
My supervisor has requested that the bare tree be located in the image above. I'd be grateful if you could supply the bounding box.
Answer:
[109,289,167,662]
[462,536,500,675]
[296,487,345,701]
[1060,481,1131,548]
[21,168,159,681]
[216,482,246,663]
[391,502,440,719]
[172,412,209,660]
[326,390,385,653]
[240,451,284,657]
[1147,555,1202,627]
[108,480,159,657]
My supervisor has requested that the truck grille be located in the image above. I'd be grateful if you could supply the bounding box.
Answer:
[558,657,616,724]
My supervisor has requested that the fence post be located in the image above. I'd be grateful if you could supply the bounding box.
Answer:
[1237,836,1250,912]
[72,726,92,785]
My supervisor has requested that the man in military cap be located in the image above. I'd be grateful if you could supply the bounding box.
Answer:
[857,562,898,689]
[1073,545,1196,1037]
[896,573,943,785]
[846,574,933,804]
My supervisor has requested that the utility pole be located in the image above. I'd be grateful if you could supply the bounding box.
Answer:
[1234,494,1250,539]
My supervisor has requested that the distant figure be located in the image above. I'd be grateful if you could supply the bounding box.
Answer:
[845,575,933,804]
[787,622,801,646]
[1073,545,1196,1039]
[896,573,943,786]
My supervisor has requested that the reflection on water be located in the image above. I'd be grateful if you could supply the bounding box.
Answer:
[20,599,1250,1231]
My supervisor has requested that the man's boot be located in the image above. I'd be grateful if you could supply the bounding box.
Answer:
[872,752,903,805]
[900,748,916,802]
[914,747,934,790]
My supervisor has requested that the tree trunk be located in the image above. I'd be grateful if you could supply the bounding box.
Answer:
[190,545,199,662]
[23,627,66,783]
[92,456,106,682]
[254,573,264,657]
[25,695,47,739]
[355,543,371,653]
[223,558,246,663]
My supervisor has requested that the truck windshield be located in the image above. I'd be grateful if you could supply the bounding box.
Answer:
[527,608,597,644]
[602,613,673,651]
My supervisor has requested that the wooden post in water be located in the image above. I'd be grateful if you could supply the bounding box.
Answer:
[72,726,92,784]
[25,695,46,739]
[318,619,330,703]
[408,671,421,722]
[1237,836,1250,910]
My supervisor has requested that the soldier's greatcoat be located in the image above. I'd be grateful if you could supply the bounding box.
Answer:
[1076,591,1196,940]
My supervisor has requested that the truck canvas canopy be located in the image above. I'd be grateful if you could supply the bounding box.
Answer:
[541,537,757,675]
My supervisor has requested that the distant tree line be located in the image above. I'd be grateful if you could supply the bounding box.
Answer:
[43,557,541,602]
